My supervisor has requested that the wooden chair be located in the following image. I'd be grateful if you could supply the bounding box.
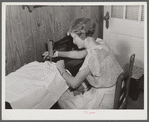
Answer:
[113,54,135,109]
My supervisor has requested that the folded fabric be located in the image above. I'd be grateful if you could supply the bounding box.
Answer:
[5,61,68,109]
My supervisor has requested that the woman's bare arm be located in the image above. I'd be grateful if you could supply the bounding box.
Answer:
[58,49,87,59]
[62,67,90,89]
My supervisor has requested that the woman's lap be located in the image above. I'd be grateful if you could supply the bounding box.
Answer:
[58,86,115,109]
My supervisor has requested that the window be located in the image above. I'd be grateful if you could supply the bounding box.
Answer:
[111,5,124,19]
[126,5,139,20]
[111,5,144,21]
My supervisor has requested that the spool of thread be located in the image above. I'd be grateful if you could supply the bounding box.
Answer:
[48,39,53,62]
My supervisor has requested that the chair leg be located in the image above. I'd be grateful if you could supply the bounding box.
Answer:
[5,102,12,109]
[50,102,61,109]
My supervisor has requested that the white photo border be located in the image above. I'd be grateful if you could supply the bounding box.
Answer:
[2,2,147,120]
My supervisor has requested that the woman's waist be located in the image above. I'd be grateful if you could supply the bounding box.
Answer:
[85,83,116,93]
[84,84,116,97]
[87,77,117,88]
[93,83,116,90]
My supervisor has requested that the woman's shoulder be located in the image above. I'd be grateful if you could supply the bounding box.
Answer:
[95,38,105,44]
[96,38,111,52]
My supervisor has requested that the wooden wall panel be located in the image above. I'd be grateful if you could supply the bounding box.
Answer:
[6,5,103,75]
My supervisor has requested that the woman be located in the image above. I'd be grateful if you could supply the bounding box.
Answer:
[43,18,123,109]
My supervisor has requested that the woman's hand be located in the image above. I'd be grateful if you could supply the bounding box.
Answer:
[56,60,65,74]
[42,50,58,59]
[73,84,85,96]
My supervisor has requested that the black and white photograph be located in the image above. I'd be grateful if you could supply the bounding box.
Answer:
[2,2,147,120]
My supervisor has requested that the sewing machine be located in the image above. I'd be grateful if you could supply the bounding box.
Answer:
[47,35,84,76]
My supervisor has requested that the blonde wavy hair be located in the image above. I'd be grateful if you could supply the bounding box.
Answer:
[68,18,96,40]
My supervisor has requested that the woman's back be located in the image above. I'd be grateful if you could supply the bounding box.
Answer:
[83,38,123,88]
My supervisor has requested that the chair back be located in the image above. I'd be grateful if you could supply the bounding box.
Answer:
[114,54,135,109]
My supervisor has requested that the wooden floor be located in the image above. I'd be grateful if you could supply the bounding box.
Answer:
[127,91,144,109]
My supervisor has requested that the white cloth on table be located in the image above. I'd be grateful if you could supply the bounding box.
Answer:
[5,61,68,109]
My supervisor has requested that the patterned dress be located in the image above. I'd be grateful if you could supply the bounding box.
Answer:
[58,38,123,109]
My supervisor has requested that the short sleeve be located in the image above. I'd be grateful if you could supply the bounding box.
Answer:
[88,51,102,77]
[79,54,90,71]
[80,48,105,76]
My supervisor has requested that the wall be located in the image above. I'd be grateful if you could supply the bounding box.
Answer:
[6,5,103,75]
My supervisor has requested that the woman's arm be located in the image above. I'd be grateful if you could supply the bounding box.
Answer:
[56,60,90,89]
[62,67,90,89]
[42,49,87,59]
[58,49,87,59]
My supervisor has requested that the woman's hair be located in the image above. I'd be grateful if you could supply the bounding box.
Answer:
[68,18,96,40]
